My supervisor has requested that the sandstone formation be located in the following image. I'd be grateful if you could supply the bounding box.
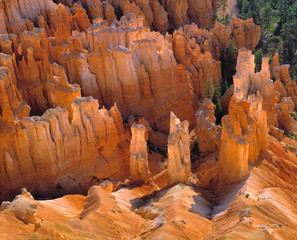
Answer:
[271,53,297,111]
[1,137,297,239]
[0,66,30,121]
[0,96,130,200]
[229,17,261,51]
[0,0,218,35]
[167,112,191,186]
[130,123,151,183]
[277,97,294,131]
[171,17,260,99]
[220,49,268,183]
[0,2,261,131]
[219,49,297,184]
[1,0,297,239]
[0,190,37,224]
[0,0,263,200]
[195,98,221,155]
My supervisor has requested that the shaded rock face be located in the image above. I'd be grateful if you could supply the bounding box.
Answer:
[229,17,261,51]
[220,49,268,184]
[171,18,260,100]
[277,97,294,131]
[195,98,221,155]
[270,53,297,129]
[167,112,191,186]
[130,123,151,183]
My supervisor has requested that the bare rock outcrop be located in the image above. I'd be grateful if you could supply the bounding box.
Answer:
[220,49,268,183]
[271,53,297,110]
[171,18,261,100]
[0,189,37,224]
[167,112,191,186]
[130,123,151,183]
[0,0,263,199]
[195,99,221,155]
[0,0,91,36]
[277,97,294,131]
[85,19,199,132]
[0,96,129,200]
[219,49,296,184]
[0,66,30,121]
[229,17,261,51]
[187,0,218,29]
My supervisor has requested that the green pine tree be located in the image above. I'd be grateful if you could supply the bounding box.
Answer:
[260,4,273,32]
[203,79,214,99]
[212,79,222,122]
[254,49,263,72]
[222,80,229,95]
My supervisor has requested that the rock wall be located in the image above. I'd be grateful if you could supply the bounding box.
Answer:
[0,66,30,121]
[220,49,268,183]
[167,112,191,186]
[219,49,297,184]
[130,123,151,183]
[0,0,263,198]
[0,96,130,200]
[195,99,221,155]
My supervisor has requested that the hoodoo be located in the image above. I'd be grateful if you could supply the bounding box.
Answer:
[1,0,297,239]
[130,123,151,183]
[220,49,268,183]
[167,112,191,186]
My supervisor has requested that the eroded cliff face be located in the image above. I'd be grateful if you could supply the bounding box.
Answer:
[220,49,268,183]
[2,136,297,240]
[219,48,297,184]
[0,95,130,200]
[171,17,260,99]
[0,0,217,35]
[0,0,263,199]
[1,0,297,239]
[0,2,261,131]
[0,66,30,121]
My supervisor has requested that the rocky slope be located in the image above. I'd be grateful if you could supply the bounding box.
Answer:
[0,0,297,239]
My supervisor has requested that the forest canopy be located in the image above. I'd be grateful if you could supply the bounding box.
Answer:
[237,0,297,79]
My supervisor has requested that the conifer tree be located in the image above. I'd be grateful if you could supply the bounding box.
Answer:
[254,49,263,72]
[212,79,222,121]
[203,79,214,99]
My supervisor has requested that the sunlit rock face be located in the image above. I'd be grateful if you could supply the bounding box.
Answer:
[0,66,30,121]
[1,1,297,240]
[167,112,191,186]
[0,96,130,200]
[0,0,263,199]
[220,49,268,183]
[219,48,297,184]
[130,123,151,183]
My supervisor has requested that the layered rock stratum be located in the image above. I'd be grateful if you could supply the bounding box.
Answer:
[0,0,297,239]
